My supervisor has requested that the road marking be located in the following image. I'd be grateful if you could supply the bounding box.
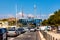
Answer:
[28,35,31,37]
[17,34,24,37]
[9,38,15,40]
[17,35,21,37]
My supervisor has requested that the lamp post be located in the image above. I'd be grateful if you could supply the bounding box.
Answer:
[34,4,37,27]
[34,4,37,19]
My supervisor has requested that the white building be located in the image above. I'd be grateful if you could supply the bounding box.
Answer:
[0,21,8,28]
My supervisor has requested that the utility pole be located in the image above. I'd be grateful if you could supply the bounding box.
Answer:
[21,7,24,18]
[16,4,17,27]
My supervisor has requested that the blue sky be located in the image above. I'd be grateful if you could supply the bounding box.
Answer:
[0,0,60,19]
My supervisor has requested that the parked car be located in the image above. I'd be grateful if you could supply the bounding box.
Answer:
[40,26,46,31]
[47,26,51,31]
[23,27,29,32]
[0,28,7,40]
[57,26,60,33]
[18,28,25,34]
[36,28,40,31]
[16,28,21,35]
[7,27,19,37]
[30,28,36,32]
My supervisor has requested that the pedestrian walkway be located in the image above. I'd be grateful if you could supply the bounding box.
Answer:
[46,31,60,40]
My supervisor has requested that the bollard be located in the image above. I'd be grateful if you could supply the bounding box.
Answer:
[50,35,51,40]
[48,34,49,40]
[56,39,57,40]
[47,34,49,40]
[51,36,52,40]
[50,35,52,40]
[46,32,48,40]
[53,37,54,40]
[48,34,50,40]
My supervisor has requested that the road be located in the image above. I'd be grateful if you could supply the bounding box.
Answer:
[8,31,40,40]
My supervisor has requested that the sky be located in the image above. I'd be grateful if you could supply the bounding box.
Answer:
[0,0,60,19]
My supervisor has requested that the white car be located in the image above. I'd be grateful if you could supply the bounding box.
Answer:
[30,28,35,32]
[7,27,19,37]
[23,27,29,32]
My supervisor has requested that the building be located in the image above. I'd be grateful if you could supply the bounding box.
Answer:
[34,19,42,26]
[8,17,16,21]
[18,18,42,27]
[0,21,8,28]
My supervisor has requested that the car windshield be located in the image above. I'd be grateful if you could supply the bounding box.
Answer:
[8,29,15,31]
[18,28,24,30]
[8,28,15,31]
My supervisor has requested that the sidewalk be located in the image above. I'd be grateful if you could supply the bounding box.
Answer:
[46,31,60,39]
[38,31,60,40]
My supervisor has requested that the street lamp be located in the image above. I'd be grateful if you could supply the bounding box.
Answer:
[34,4,37,19]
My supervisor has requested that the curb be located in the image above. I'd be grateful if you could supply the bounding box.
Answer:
[38,31,46,40]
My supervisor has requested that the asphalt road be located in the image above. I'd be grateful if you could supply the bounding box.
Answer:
[8,31,40,40]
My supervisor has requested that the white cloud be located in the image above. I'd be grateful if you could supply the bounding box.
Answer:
[17,12,23,16]
[17,13,49,20]
[17,12,35,19]
[49,13,54,16]
[0,14,15,19]
[17,12,54,20]
[39,13,54,20]
[41,14,47,17]
[40,14,49,20]
[28,14,34,18]
[8,14,14,18]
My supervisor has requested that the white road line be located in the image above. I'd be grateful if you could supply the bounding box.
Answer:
[17,34,24,37]
[17,35,21,37]
[9,38,15,40]
[28,35,31,37]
